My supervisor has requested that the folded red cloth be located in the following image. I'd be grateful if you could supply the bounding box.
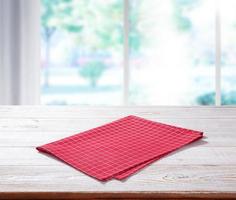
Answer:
[36,115,203,181]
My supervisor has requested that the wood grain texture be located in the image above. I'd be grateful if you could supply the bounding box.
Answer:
[0,106,236,200]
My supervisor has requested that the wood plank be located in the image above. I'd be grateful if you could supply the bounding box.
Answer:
[0,165,236,192]
[1,106,236,119]
[0,147,235,166]
[1,118,236,132]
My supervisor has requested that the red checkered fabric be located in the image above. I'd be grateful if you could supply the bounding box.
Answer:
[36,115,203,181]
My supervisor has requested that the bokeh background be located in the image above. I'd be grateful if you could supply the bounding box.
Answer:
[41,0,236,105]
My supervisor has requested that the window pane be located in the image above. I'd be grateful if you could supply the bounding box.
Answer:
[221,0,236,105]
[129,0,215,105]
[41,0,123,105]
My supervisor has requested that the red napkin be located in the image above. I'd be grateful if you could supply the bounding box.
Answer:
[36,115,203,181]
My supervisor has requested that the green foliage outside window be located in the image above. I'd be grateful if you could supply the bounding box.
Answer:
[41,0,236,105]
[197,92,236,105]
[79,61,106,88]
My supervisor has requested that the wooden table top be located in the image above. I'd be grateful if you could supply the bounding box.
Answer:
[0,106,236,200]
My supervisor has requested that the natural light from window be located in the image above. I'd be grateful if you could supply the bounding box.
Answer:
[40,0,236,105]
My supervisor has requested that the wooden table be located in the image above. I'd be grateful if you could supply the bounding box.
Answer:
[0,106,236,200]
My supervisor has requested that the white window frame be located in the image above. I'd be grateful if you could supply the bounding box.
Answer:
[123,0,130,105]
[215,0,222,106]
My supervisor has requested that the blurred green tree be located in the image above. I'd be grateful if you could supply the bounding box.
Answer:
[172,0,199,32]
[69,0,123,51]
[41,0,144,89]
[79,61,106,88]
[41,0,83,86]
[129,0,143,53]
[196,91,236,105]
[196,92,215,105]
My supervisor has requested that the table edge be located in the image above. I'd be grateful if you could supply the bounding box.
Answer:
[1,191,236,200]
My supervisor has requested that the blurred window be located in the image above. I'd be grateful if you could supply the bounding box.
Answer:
[41,0,123,105]
[41,0,236,105]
